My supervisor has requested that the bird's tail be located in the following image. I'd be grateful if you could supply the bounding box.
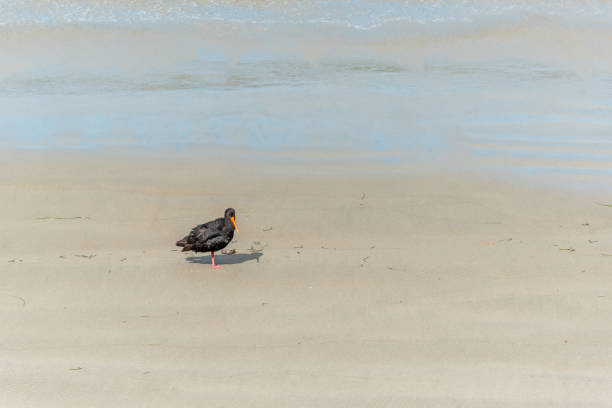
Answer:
[176,237,190,249]
[176,239,193,252]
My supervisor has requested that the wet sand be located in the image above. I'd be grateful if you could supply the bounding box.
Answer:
[3,151,612,407]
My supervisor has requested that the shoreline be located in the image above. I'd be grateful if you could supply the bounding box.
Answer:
[3,147,612,193]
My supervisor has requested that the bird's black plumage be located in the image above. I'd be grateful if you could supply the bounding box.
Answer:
[176,208,237,254]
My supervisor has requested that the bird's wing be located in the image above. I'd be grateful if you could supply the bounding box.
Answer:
[204,234,229,248]
[183,223,211,243]
[195,217,225,240]
[177,217,225,247]
[195,227,221,242]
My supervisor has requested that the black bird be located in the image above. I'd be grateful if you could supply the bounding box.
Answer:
[176,208,239,269]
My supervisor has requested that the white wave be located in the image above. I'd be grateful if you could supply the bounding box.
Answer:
[2,0,612,29]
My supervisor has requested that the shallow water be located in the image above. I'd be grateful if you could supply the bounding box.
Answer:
[1,0,612,188]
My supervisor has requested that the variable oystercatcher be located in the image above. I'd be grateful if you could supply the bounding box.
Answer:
[176,208,239,269]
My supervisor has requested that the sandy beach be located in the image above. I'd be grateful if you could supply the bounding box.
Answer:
[2,151,612,407]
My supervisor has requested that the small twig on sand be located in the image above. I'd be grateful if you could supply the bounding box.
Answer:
[1,293,26,307]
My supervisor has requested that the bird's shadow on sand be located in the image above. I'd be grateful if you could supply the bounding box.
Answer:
[186,252,263,265]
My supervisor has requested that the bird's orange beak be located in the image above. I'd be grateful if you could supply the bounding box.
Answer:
[230,216,239,234]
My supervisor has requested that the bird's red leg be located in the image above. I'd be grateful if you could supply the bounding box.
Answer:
[211,252,223,269]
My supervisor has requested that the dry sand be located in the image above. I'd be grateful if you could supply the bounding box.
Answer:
[3,151,612,407]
